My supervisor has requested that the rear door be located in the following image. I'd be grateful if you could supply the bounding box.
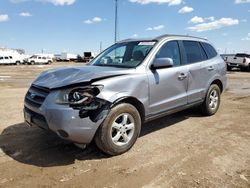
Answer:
[181,40,209,103]
[147,40,188,115]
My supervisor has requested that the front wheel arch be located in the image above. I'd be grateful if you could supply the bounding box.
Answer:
[111,97,145,124]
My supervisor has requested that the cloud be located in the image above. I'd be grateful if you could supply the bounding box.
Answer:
[187,18,239,32]
[146,24,165,31]
[205,16,215,21]
[129,0,182,6]
[241,19,247,22]
[178,6,193,14]
[189,16,204,24]
[10,0,76,6]
[235,0,250,4]
[19,12,32,17]
[241,33,250,40]
[0,14,9,22]
[84,17,103,24]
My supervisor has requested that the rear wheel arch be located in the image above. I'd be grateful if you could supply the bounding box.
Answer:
[211,79,223,93]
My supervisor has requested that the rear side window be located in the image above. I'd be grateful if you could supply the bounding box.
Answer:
[183,41,207,64]
[201,42,218,59]
[0,57,3,60]
[156,41,181,66]
[4,57,9,59]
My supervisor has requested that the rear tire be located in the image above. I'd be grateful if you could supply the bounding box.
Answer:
[95,103,141,156]
[16,61,20,65]
[201,84,221,116]
[227,65,232,71]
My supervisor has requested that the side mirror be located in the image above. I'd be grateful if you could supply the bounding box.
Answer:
[150,58,174,70]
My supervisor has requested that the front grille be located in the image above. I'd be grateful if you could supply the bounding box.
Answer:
[25,85,50,108]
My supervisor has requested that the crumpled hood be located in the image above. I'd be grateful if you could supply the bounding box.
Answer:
[33,65,133,89]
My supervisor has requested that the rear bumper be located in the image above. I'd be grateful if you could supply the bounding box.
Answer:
[227,62,248,68]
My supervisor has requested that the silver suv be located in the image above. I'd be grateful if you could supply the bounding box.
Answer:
[24,35,227,155]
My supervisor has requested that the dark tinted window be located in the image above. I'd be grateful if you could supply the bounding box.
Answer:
[4,57,9,59]
[201,42,217,59]
[235,53,250,58]
[183,41,207,64]
[156,41,181,66]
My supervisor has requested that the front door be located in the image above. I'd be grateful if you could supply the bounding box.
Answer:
[147,40,188,115]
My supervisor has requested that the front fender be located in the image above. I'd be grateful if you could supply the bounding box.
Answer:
[93,74,150,115]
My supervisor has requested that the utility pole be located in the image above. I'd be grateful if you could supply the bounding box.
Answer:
[114,0,118,43]
[100,41,102,53]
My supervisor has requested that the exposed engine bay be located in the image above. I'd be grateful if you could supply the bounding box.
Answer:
[67,86,111,122]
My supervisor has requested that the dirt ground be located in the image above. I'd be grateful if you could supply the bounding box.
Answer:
[0,62,249,188]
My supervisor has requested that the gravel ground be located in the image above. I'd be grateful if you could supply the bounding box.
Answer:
[0,63,249,188]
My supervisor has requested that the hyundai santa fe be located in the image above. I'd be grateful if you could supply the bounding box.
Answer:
[24,35,227,155]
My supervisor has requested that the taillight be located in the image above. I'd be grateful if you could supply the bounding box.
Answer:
[243,58,246,64]
[224,57,228,64]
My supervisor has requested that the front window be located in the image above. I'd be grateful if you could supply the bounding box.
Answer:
[91,41,156,68]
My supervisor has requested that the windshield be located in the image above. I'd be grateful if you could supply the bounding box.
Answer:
[91,41,156,68]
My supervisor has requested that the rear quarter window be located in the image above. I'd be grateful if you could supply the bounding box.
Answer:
[201,42,218,59]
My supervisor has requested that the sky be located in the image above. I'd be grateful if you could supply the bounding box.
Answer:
[0,0,249,55]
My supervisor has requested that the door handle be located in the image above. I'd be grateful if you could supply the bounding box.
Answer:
[208,66,214,71]
[178,73,187,80]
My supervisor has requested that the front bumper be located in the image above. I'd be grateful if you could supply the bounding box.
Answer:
[24,89,107,144]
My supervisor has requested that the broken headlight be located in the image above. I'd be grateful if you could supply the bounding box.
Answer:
[56,85,103,105]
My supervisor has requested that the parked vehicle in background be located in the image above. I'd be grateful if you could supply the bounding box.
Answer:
[24,35,227,155]
[226,53,250,71]
[82,52,94,63]
[0,53,25,65]
[60,52,78,61]
[26,55,53,65]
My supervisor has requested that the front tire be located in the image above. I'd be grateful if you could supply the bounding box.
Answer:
[95,103,141,156]
[201,84,221,116]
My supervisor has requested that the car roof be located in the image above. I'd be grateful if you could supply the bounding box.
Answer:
[118,34,208,43]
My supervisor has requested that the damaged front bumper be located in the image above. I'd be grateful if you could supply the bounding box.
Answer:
[24,85,111,144]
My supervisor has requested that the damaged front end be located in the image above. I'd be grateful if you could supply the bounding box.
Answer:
[56,85,111,122]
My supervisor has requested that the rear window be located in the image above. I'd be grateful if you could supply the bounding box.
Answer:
[183,41,207,64]
[201,42,218,59]
[236,53,250,58]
